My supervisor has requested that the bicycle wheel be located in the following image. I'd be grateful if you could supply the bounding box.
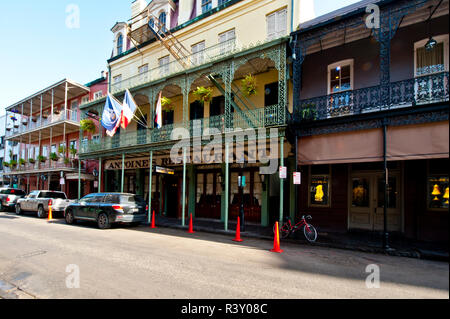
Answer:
[274,222,291,239]
[303,223,317,243]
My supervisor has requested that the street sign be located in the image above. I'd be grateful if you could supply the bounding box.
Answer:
[155,166,175,175]
[60,178,65,185]
[279,167,287,179]
[94,181,98,188]
[293,172,301,185]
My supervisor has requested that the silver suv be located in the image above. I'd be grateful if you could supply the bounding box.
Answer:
[0,188,27,211]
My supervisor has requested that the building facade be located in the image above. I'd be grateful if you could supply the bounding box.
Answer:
[291,0,449,243]
[2,76,108,199]
[79,0,312,228]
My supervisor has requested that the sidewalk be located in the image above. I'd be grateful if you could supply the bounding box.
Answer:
[151,216,449,262]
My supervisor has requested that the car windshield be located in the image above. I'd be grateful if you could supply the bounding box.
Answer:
[38,192,67,199]
[0,189,25,195]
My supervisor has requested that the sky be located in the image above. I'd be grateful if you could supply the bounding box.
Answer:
[0,0,361,115]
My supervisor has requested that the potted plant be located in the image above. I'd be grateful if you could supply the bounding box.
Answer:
[3,162,10,168]
[161,96,174,111]
[300,103,318,121]
[58,145,66,156]
[22,118,28,125]
[6,126,11,131]
[37,155,47,163]
[193,86,213,104]
[19,158,26,166]
[13,122,19,128]
[54,108,61,115]
[241,74,257,97]
[29,158,36,165]
[9,160,17,168]
[80,119,96,134]
[50,152,59,162]
[31,116,37,122]
[64,157,70,165]
[70,147,78,158]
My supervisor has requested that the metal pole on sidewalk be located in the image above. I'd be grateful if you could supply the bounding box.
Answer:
[148,151,153,224]
[182,146,187,227]
[121,153,125,193]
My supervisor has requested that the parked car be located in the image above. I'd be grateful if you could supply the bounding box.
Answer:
[0,188,27,211]
[64,193,148,229]
[15,190,73,218]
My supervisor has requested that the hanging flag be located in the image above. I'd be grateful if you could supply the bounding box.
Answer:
[101,93,123,137]
[154,91,163,129]
[121,89,138,129]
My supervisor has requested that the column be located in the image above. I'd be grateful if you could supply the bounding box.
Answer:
[78,159,81,199]
[188,165,196,218]
[224,142,230,231]
[148,151,153,224]
[260,175,269,227]
[279,136,284,223]
[181,146,187,227]
[98,157,102,192]
[121,153,125,193]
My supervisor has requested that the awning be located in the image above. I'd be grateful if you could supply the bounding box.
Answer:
[387,121,449,161]
[298,128,384,165]
[298,121,449,165]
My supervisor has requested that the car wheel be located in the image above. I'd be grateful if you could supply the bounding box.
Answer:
[15,204,22,215]
[37,206,46,219]
[65,210,75,225]
[97,213,111,229]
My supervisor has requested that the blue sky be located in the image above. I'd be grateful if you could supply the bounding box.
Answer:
[0,0,360,115]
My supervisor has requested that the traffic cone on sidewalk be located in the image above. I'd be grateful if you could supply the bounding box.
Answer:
[188,213,195,234]
[270,222,283,253]
[232,217,243,242]
[150,210,157,229]
[47,201,53,222]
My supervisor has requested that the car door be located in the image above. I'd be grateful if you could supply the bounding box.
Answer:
[23,192,38,211]
[75,194,95,219]
[86,194,105,220]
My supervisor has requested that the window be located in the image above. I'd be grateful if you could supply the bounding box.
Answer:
[428,176,449,210]
[159,56,170,75]
[113,75,122,90]
[148,18,155,30]
[51,144,56,154]
[159,12,167,32]
[81,96,89,105]
[191,41,206,66]
[138,64,148,74]
[201,0,212,13]
[70,140,77,152]
[93,91,103,100]
[414,35,449,76]
[327,59,354,113]
[266,8,287,41]
[218,0,231,6]
[71,101,78,121]
[117,34,123,55]
[42,146,48,157]
[92,135,100,144]
[219,29,236,54]
[309,166,331,207]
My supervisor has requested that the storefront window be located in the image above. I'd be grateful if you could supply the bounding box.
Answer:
[310,175,330,206]
[197,173,204,204]
[352,177,370,207]
[428,176,449,209]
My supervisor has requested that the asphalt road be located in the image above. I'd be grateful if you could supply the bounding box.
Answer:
[0,211,448,299]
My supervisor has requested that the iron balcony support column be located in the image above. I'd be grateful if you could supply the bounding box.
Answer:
[99,157,102,193]
[78,159,81,200]
[279,136,284,223]
[224,142,230,232]
[121,153,125,193]
[383,121,390,250]
[148,151,153,224]
[182,146,187,227]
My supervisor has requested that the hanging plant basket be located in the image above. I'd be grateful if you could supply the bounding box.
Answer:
[50,152,59,162]
[6,126,11,131]
[9,160,17,168]
[22,119,28,125]
[193,86,213,104]
[29,158,36,164]
[19,158,26,166]
[54,109,61,115]
[31,116,37,122]
[241,74,257,97]
[37,155,47,163]
[80,119,97,134]
[14,123,19,128]
[161,96,174,111]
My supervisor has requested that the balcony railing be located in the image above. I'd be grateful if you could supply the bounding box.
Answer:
[111,38,238,94]
[5,109,80,137]
[3,160,84,174]
[295,72,449,122]
[81,104,286,154]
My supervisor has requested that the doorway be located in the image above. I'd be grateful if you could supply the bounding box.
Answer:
[165,175,179,218]
[349,172,402,232]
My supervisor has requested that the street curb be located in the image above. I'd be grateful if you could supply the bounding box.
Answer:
[0,280,36,299]
[144,223,448,262]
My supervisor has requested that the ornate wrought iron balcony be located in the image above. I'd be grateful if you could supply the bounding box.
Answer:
[295,72,449,122]
[80,104,286,155]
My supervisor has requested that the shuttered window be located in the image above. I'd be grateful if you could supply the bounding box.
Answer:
[267,8,287,41]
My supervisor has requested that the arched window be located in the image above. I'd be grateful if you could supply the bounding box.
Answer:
[148,18,154,30]
[117,34,123,55]
[159,12,166,31]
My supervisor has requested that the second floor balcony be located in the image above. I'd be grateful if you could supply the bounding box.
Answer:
[294,72,449,122]
[3,159,86,175]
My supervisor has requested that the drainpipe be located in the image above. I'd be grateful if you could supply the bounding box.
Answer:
[290,0,294,33]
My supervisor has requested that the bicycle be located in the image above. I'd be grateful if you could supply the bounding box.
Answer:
[274,215,318,243]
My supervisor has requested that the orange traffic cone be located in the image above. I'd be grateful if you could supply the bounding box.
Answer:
[47,202,53,222]
[233,217,243,242]
[188,213,195,234]
[270,221,283,253]
[150,210,157,229]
